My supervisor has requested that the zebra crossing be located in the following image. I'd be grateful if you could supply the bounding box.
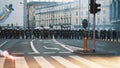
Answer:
[0,55,120,68]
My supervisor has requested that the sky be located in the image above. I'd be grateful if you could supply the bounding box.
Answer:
[27,0,74,2]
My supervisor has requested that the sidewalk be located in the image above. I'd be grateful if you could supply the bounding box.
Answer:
[73,50,114,56]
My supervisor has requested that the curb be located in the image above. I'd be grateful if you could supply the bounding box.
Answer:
[73,50,114,56]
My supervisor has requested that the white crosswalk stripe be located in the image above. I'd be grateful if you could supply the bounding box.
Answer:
[15,57,29,68]
[51,56,81,68]
[0,56,108,68]
[34,56,55,68]
[0,58,5,68]
[70,56,106,68]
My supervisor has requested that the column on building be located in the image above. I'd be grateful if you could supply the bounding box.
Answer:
[118,1,120,21]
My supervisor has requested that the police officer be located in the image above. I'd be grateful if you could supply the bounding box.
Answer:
[36,29,40,38]
[25,29,29,39]
[112,30,117,42]
[29,29,32,39]
[103,30,106,40]
[95,30,98,39]
[107,30,111,41]
[20,29,25,39]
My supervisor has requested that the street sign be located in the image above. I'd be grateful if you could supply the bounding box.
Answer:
[82,19,88,29]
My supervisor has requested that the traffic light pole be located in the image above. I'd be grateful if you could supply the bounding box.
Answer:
[92,13,96,52]
[89,0,101,52]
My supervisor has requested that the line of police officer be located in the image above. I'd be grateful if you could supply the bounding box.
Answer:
[0,28,119,42]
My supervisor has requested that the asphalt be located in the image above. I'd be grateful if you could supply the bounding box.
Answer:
[0,39,120,56]
[56,39,120,56]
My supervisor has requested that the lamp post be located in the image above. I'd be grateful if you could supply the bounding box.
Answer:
[27,4,30,29]
[20,0,27,29]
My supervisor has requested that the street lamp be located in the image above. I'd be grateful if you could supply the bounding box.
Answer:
[27,4,30,29]
[20,0,27,29]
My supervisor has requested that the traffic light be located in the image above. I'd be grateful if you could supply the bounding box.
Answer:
[89,0,101,14]
[89,0,95,14]
[94,3,101,13]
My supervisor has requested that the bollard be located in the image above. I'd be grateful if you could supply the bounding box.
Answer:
[84,37,88,52]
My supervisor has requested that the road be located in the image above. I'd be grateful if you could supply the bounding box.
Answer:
[0,39,120,68]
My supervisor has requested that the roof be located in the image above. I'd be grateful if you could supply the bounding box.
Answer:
[27,1,59,6]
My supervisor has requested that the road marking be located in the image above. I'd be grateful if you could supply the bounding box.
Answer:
[20,42,28,45]
[12,53,24,55]
[59,52,71,54]
[67,45,83,50]
[70,56,106,68]
[52,56,81,68]
[34,56,55,68]
[15,57,29,68]
[4,57,15,68]
[45,57,67,68]
[25,56,41,68]
[39,40,42,41]
[43,52,56,54]
[30,39,39,53]
[43,41,49,43]
[0,58,5,68]
[12,52,41,55]
[53,39,73,52]
[0,56,118,68]
[43,46,60,50]
[53,39,84,52]
[0,41,7,47]
[54,43,60,45]
[27,52,40,54]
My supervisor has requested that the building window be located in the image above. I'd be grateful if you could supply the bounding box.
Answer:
[76,18,78,25]
[103,17,106,24]
[76,11,78,16]
[81,12,83,16]
[118,2,120,19]
[97,18,100,25]
[103,10,106,14]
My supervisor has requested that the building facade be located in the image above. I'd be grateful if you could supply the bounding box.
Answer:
[29,0,111,30]
[35,0,89,29]
[35,2,76,29]
[110,0,120,30]
[27,2,58,29]
[93,0,111,30]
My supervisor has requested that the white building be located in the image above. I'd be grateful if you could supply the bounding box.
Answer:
[28,0,111,30]
[27,1,58,29]
[94,0,111,30]
[0,0,111,30]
